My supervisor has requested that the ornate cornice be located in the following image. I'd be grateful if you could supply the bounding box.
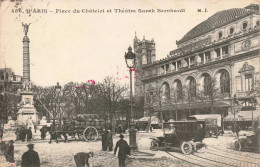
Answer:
[142,49,260,83]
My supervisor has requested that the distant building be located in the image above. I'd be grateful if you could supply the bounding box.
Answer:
[0,68,22,122]
[0,68,22,93]
[134,4,260,129]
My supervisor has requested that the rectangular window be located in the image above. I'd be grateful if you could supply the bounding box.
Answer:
[235,76,242,92]
[214,48,220,57]
[161,66,165,74]
[177,61,182,68]
[199,53,204,62]
[205,51,211,60]
[190,56,195,64]
[165,64,169,72]
[222,46,229,55]
[245,74,252,91]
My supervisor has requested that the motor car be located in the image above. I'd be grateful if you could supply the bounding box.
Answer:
[189,114,224,138]
[149,121,207,154]
[234,124,260,153]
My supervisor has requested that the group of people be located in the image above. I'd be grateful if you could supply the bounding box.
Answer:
[15,127,33,142]
[1,140,40,167]
[101,129,113,151]
[101,128,131,167]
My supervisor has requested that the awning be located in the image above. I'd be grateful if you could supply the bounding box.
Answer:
[161,101,231,111]
[224,110,260,121]
[138,116,160,124]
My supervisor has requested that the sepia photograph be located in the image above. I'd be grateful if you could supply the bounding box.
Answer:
[0,0,259,166]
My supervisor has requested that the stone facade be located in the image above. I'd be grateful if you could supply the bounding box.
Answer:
[134,4,260,128]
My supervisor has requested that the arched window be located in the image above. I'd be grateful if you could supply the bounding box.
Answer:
[243,22,248,30]
[203,74,211,96]
[176,80,182,101]
[229,27,234,35]
[188,77,196,97]
[162,82,170,101]
[218,32,223,39]
[220,71,230,94]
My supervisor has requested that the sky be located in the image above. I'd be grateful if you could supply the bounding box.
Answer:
[0,0,257,87]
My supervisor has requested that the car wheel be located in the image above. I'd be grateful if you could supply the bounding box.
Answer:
[234,141,241,151]
[150,140,159,151]
[181,141,193,154]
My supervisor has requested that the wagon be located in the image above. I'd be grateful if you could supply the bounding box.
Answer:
[150,121,207,154]
[50,114,106,142]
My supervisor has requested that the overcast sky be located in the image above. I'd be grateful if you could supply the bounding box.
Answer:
[0,0,256,87]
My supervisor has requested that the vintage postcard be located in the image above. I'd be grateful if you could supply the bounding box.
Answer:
[0,0,259,166]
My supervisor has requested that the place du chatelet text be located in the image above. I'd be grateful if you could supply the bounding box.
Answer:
[11,8,187,14]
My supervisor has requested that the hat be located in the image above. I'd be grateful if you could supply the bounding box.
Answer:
[9,140,14,144]
[119,134,124,138]
[27,144,34,149]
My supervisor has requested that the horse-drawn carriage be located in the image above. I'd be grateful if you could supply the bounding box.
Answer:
[49,114,106,142]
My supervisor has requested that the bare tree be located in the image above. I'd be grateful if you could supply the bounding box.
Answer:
[101,76,127,134]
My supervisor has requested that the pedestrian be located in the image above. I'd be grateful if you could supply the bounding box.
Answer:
[49,127,58,144]
[74,151,94,167]
[101,128,107,151]
[106,129,113,151]
[20,127,26,142]
[15,128,20,141]
[0,128,3,141]
[4,140,15,163]
[21,144,40,167]
[114,134,130,167]
[27,127,32,142]
[61,125,68,143]
[236,125,241,137]
[40,127,46,140]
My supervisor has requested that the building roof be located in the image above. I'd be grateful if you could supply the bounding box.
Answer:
[177,5,259,45]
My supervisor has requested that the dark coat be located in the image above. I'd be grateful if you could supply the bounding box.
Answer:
[40,128,46,138]
[4,144,14,163]
[101,130,107,150]
[27,129,32,139]
[114,139,130,159]
[21,149,40,167]
[106,131,113,147]
[74,152,91,167]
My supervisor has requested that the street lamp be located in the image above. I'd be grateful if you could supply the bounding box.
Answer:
[55,82,62,129]
[250,98,257,131]
[124,46,137,153]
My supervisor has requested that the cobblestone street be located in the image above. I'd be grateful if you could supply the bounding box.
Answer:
[1,130,260,167]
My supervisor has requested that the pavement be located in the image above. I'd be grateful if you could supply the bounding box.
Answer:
[0,129,259,167]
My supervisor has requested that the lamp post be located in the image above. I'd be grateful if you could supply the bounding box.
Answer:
[55,82,62,129]
[124,46,137,153]
[250,98,257,131]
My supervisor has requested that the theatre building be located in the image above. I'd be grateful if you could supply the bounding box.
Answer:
[134,4,260,130]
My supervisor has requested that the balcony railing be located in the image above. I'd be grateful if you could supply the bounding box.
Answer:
[206,59,212,63]
[215,57,221,61]
[222,54,229,58]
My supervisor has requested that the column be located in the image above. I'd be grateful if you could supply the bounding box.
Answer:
[176,62,178,71]
[203,53,205,64]
[220,47,223,59]
[188,57,190,68]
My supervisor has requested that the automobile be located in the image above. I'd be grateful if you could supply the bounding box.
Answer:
[189,114,224,138]
[234,124,260,153]
[149,121,207,154]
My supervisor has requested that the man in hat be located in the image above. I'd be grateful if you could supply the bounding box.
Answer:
[114,134,130,167]
[4,140,14,163]
[21,144,40,167]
